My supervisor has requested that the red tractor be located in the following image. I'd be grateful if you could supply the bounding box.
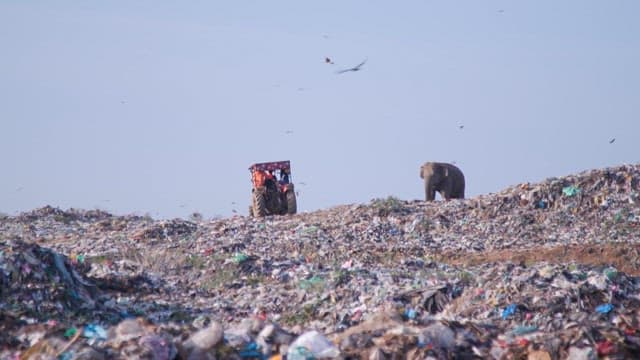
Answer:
[248,161,297,217]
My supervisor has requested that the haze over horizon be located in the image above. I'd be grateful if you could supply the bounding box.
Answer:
[1,1,638,219]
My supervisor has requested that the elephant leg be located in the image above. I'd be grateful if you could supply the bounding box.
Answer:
[440,182,454,201]
[450,183,464,199]
[425,184,436,201]
[424,178,439,201]
[424,188,436,201]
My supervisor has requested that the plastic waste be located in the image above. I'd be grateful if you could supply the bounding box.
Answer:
[511,325,538,335]
[404,308,417,320]
[64,327,78,338]
[233,253,249,264]
[58,351,74,360]
[501,304,517,320]
[566,346,595,360]
[603,267,618,280]
[535,200,547,209]
[287,330,340,359]
[595,303,614,314]
[239,342,263,358]
[420,322,455,351]
[301,225,319,234]
[83,324,108,342]
[299,276,324,290]
[562,186,580,197]
[596,340,616,356]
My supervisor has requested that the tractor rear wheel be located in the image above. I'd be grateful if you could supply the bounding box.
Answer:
[286,190,297,215]
[253,189,267,217]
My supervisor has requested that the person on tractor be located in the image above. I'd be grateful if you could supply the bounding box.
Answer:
[265,171,277,191]
[279,169,290,185]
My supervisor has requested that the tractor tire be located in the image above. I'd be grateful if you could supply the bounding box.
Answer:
[286,190,297,215]
[253,190,267,217]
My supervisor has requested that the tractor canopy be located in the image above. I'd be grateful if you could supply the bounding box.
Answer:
[249,161,293,189]
[248,161,291,173]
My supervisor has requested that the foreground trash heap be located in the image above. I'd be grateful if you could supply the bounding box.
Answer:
[1,163,640,359]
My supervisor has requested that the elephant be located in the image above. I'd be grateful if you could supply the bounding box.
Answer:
[420,162,465,201]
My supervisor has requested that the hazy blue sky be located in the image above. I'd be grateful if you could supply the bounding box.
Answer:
[1,1,638,219]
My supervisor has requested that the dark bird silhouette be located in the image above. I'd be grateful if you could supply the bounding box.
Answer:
[325,57,334,64]
[459,125,464,130]
[498,9,505,13]
[336,59,367,74]
[609,138,616,144]
[285,130,293,134]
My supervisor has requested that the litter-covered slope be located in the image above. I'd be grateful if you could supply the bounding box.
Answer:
[1,163,639,359]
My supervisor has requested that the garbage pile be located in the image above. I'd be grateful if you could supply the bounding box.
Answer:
[1,163,639,359]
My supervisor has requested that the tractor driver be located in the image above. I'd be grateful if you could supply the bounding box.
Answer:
[265,170,277,190]
[279,169,290,184]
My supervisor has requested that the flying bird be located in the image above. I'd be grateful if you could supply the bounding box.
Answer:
[459,125,464,130]
[285,130,293,134]
[325,57,334,64]
[609,138,616,144]
[336,59,368,74]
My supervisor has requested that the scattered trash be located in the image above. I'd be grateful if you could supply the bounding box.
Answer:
[1,163,640,358]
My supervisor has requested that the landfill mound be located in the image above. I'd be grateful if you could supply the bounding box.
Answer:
[1,163,639,359]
